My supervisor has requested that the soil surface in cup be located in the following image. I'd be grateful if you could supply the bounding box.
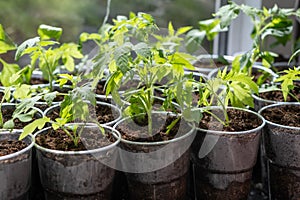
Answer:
[259,83,300,102]
[198,109,262,132]
[0,140,27,156]
[30,77,49,85]
[95,79,140,95]
[46,103,117,124]
[36,128,115,151]
[0,92,10,103]
[2,107,40,129]
[34,103,50,111]
[261,104,300,127]
[116,114,190,142]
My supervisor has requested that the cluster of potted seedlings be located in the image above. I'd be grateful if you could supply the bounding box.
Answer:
[0,2,299,200]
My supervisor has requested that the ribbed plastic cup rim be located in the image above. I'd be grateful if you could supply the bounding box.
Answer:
[34,124,121,155]
[194,106,266,135]
[258,102,300,130]
[113,111,196,146]
[0,130,35,161]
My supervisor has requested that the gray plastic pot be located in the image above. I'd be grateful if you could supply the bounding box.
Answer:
[113,112,196,200]
[259,103,300,199]
[191,107,265,200]
[34,124,121,199]
[0,131,34,200]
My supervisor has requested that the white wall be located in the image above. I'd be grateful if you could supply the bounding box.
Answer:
[226,0,262,55]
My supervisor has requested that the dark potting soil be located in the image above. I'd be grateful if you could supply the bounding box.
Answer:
[95,79,140,95]
[251,70,274,84]
[0,140,27,157]
[198,109,262,132]
[34,103,50,111]
[46,103,116,124]
[261,104,300,127]
[30,77,49,85]
[95,81,106,95]
[2,107,40,129]
[116,114,190,142]
[259,84,300,102]
[0,92,10,103]
[35,128,115,151]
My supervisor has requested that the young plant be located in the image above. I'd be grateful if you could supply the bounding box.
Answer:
[19,77,101,146]
[84,12,198,135]
[274,67,300,102]
[197,66,258,126]
[15,24,83,91]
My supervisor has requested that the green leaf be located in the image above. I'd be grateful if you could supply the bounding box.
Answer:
[3,87,11,102]
[199,19,223,41]
[168,22,175,36]
[176,26,193,36]
[275,67,300,101]
[44,92,58,105]
[20,117,51,140]
[64,55,75,72]
[183,108,202,123]
[13,84,32,99]
[38,24,63,41]
[3,119,14,129]
[0,59,21,86]
[185,29,205,53]
[0,24,16,54]
[18,113,35,123]
[240,5,261,18]
[214,3,240,28]
[133,42,151,58]
[15,37,40,60]
[79,32,102,43]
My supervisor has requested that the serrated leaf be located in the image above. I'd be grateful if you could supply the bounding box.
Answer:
[0,24,16,54]
[185,29,206,53]
[176,26,193,36]
[44,92,58,105]
[15,37,40,60]
[20,117,50,140]
[13,84,32,99]
[133,42,151,58]
[0,59,21,86]
[168,22,175,36]
[215,3,240,28]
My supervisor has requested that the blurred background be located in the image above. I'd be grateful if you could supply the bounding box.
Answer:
[0,0,216,44]
[0,0,298,63]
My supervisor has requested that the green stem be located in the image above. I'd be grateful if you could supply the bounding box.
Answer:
[204,110,227,127]
[61,126,76,146]
[40,46,54,91]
